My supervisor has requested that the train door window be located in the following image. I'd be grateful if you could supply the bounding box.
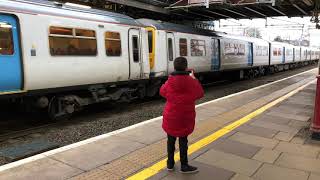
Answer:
[0,22,14,55]
[273,48,278,56]
[168,38,173,61]
[105,32,121,56]
[278,48,282,56]
[132,36,139,62]
[148,31,153,53]
[179,38,188,56]
[49,26,97,56]
[191,39,206,56]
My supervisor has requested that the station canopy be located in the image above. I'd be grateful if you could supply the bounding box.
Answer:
[55,0,317,21]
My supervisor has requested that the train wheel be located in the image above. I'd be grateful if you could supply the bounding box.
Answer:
[48,96,72,121]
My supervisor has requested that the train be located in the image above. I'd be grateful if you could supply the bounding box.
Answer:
[0,0,319,120]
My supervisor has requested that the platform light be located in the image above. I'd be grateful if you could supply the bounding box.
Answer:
[65,2,91,9]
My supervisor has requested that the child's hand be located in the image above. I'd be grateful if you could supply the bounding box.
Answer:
[189,70,196,79]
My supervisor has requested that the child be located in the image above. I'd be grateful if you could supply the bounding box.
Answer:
[160,57,204,173]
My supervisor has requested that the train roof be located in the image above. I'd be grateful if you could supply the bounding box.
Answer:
[0,0,140,26]
[137,19,220,37]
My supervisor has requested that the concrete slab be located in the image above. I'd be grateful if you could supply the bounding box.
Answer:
[250,121,299,133]
[309,173,320,180]
[288,120,310,129]
[290,136,305,144]
[254,114,291,125]
[253,149,281,164]
[195,149,262,176]
[50,136,145,171]
[266,111,310,122]
[229,132,279,149]
[230,174,253,180]
[211,139,261,159]
[268,106,312,115]
[158,161,234,180]
[236,124,278,138]
[275,142,320,158]
[0,157,82,180]
[275,153,320,174]
[274,131,297,142]
[115,122,166,145]
[253,163,309,180]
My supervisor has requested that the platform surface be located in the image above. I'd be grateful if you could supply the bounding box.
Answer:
[0,69,319,180]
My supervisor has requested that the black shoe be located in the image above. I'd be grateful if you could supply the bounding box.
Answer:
[167,161,175,171]
[180,165,199,174]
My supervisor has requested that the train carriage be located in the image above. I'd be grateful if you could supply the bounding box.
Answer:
[0,0,152,119]
[0,0,319,120]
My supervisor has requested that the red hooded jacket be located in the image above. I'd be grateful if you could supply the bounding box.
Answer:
[160,73,204,137]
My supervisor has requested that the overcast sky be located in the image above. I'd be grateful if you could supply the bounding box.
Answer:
[214,16,320,47]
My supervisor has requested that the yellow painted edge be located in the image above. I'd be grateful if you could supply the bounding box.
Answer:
[126,79,315,180]
[0,90,27,95]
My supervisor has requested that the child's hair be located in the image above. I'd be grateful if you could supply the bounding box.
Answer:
[174,57,188,71]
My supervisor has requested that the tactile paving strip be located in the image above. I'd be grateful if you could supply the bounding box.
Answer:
[70,168,121,180]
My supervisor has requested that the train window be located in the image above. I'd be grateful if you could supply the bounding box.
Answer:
[148,31,153,53]
[191,39,206,56]
[132,36,139,62]
[179,38,188,56]
[0,22,14,55]
[49,26,97,56]
[278,48,282,56]
[49,27,73,36]
[168,38,173,61]
[76,29,95,37]
[105,32,121,56]
[273,48,278,56]
[256,46,268,56]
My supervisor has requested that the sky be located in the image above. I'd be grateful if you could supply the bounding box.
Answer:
[214,17,320,47]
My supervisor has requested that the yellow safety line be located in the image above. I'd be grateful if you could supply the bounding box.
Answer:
[127,79,316,180]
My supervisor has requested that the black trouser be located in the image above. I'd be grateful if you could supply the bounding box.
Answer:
[167,134,188,166]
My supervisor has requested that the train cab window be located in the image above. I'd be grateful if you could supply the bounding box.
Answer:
[49,26,97,56]
[179,38,188,56]
[132,36,139,62]
[105,32,121,56]
[168,38,173,61]
[148,31,153,53]
[191,39,206,56]
[0,22,14,55]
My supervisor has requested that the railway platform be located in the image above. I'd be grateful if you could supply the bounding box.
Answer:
[0,69,319,180]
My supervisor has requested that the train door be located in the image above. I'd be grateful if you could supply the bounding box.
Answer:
[0,15,23,92]
[282,47,285,63]
[211,38,220,71]
[128,29,142,80]
[167,32,175,74]
[248,42,253,66]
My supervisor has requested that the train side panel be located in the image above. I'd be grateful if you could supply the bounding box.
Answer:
[15,12,149,91]
[219,38,250,70]
[270,43,284,65]
[252,40,269,67]
[285,45,294,63]
[294,47,301,62]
